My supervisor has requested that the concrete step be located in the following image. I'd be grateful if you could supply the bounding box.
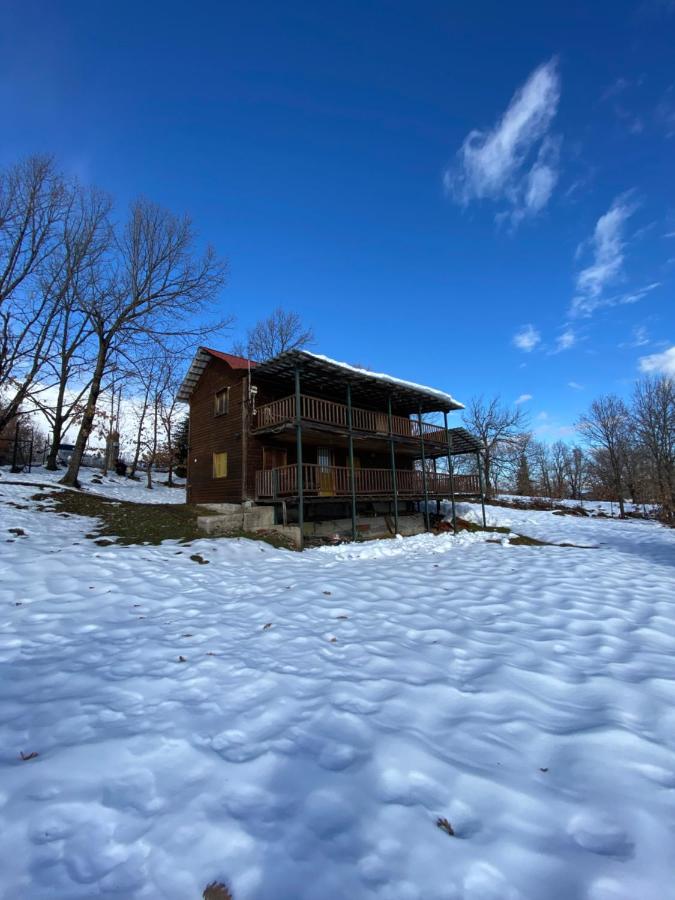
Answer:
[197,504,275,535]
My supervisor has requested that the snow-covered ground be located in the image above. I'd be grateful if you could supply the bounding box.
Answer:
[496,494,657,519]
[1,481,675,899]
[0,465,186,504]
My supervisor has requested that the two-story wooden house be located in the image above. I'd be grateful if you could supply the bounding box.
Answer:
[177,347,485,545]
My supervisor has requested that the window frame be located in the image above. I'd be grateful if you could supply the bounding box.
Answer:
[214,387,230,417]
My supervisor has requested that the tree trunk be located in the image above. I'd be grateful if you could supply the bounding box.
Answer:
[130,394,150,477]
[45,378,69,470]
[482,451,492,500]
[60,340,107,487]
[45,414,64,470]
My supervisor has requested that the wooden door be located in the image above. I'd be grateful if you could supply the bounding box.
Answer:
[317,447,335,496]
[263,447,287,470]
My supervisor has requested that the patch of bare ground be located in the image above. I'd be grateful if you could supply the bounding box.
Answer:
[203,883,233,900]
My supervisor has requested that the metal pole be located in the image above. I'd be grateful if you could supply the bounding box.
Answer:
[28,430,34,474]
[346,383,357,541]
[387,397,399,534]
[417,407,430,531]
[476,451,487,529]
[444,412,457,533]
[294,367,304,550]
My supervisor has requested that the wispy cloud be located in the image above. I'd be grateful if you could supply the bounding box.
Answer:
[554,329,576,352]
[572,195,636,313]
[515,393,533,405]
[568,381,584,390]
[619,324,650,348]
[570,195,660,315]
[513,324,541,352]
[445,58,561,226]
[656,88,675,138]
[639,345,675,376]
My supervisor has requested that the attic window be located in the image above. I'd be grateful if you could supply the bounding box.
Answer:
[214,387,229,416]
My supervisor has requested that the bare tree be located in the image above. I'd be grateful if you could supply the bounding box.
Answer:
[530,440,553,501]
[61,199,228,487]
[514,432,534,496]
[565,446,587,500]
[127,351,184,488]
[632,376,675,518]
[578,395,631,517]
[233,307,313,361]
[462,395,529,497]
[0,156,69,432]
[25,186,112,468]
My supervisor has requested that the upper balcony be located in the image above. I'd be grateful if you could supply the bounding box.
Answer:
[252,393,449,446]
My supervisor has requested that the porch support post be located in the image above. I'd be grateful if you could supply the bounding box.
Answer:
[294,366,304,549]
[387,396,399,534]
[417,406,430,531]
[346,383,357,541]
[444,411,457,534]
[476,450,487,529]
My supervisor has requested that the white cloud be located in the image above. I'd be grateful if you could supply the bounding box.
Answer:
[555,329,576,351]
[571,196,635,314]
[568,381,584,390]
[445,58,561,225]
[570,195,660,316]
[515,393,533,405]
[619,324,650,348]
[512,324,541,352]
[638,345,675,377]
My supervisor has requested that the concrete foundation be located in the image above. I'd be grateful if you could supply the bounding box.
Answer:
[197,504,275,535]
[196,503,426,549]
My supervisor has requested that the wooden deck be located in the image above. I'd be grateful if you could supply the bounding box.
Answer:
[255,464,481,500]
[253,394,448,444]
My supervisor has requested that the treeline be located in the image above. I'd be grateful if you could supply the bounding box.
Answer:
[0,155,228,486]
[461,381,675,520]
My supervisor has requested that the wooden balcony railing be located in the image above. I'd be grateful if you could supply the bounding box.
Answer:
[253,394,448,443]
[255,464,481,499]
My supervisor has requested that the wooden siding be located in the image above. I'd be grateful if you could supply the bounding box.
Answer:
[187,358,249,504]
[186,361,466,506]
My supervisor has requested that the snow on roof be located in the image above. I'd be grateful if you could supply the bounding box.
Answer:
[177,346,464,411]
[300,351,464,410]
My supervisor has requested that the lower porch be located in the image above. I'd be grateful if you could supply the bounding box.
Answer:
[255,464,481,500]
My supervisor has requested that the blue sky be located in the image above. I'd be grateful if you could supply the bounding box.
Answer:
[2,0,674,438]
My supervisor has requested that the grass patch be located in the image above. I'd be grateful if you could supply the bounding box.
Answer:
[32,489,210,545]
[508,534,551,546]
[29,489,296,549]
[448,517,510,535]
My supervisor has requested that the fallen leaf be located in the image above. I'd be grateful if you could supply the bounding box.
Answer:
[436,817,455,836]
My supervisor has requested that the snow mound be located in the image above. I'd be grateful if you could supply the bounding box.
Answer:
[1,483,675,898]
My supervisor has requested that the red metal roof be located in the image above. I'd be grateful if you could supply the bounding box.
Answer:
[177,346,256,402]
[202,347,256,369]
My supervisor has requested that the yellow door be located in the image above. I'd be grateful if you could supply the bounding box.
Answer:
[318,447,335,496]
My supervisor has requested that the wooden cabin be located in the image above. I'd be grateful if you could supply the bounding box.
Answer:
[177,347,485,541]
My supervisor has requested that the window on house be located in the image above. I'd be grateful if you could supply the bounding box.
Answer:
[212,451,228,478]
[214,387,229,416]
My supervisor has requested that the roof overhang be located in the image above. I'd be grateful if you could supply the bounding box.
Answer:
[176,347,255,402]
[445,427,482,456]
[251,350,464,414]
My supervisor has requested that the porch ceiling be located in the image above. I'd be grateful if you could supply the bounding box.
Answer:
[254,421,482,457]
